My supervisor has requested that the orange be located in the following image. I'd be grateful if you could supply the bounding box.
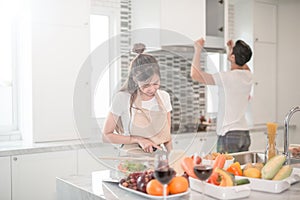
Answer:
[168,176,189,194]
[146,179,169,196]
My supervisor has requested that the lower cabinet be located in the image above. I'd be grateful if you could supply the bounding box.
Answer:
[249,130,284,152]
[11,150,77,200]
[0,156,11,200]
[172,133,217,156]
[77,148,107,175]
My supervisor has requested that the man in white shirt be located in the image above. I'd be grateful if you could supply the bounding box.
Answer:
[190,38,253,153]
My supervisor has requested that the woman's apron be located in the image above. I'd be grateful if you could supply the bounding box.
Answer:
[121,92,171,155]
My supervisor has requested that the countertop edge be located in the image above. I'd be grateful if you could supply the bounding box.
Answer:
[0,124,296,157]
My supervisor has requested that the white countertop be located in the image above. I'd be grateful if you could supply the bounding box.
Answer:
[56,169,300,200]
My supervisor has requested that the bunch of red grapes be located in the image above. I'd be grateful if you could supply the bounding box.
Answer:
[119,170,155,193]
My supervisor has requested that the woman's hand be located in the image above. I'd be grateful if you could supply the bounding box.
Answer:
[133,136,161,153]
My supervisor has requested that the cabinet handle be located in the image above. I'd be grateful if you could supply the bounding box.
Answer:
[13,157,17,161]
[218,27,224,32]
[255,38,259,42]
[219,0,224,4]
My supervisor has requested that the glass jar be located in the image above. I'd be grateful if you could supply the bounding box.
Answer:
[264,132,279,162]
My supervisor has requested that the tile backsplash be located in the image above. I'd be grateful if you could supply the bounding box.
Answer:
[119,0,207,133]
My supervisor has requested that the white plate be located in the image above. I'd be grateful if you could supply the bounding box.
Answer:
[235,167,300,193]
[189,177,251,200]
[118,183,190,199]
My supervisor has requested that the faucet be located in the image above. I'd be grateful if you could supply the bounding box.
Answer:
[283,106,300,164]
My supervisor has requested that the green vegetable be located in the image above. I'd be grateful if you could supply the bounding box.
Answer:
[261,155,286,180]
[272,165,293,180]
[121,161,147,172]
[235,178,250,185]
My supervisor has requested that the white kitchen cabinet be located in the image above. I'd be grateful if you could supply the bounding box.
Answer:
[249,131,266,151]
[172,133,217,156]
[31,0,89,26]
[0,156,11,200]
[254,1,277,43]
[232,0,278,124]
[131,0,227,48]
[160,0,205,45]
[250,129,284,152]
[252,42,277,123]
[11,150,77,200]
[30,0,90,142]
[77,148,107,175]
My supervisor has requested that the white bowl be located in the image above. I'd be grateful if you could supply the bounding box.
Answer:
[202,157,235,169]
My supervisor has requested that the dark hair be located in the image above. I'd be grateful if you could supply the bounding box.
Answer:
[116,44,161,133]
[232,40,252,66]
[120,43,160,108]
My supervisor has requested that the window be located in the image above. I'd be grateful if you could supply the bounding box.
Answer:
[0,3,19,136]
[206,52,228,115]
[90,14,110,118]
[89,8,120,120]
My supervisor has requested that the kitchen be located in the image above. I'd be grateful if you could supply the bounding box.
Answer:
[1,0,300,199]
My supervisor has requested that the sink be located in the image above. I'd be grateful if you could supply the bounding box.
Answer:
[229,151,300,166]
[290,157,300,164]
[229,151,265,165]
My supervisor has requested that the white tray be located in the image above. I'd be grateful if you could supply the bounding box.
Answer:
[189,177,251,200]
[119,184,190,199]
[235,167,300,193]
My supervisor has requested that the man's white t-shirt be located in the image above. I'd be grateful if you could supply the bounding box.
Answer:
[212,70,253,136]
[110,90,172,135]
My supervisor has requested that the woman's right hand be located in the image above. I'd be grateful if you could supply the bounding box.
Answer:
[133,136,161,153]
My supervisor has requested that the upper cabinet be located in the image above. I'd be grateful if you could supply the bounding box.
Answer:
[30,0,91,142]
[254,2,277,43]
[231,0,277,44]
[131,0,228,48]
[31,0,89,26]
[160,0,205,45]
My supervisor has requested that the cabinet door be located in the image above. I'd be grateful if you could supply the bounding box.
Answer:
[31,0,89,26]
[254,2,277,43]
[31,0,90,142]
[252,42,276,124]
[172,133,217,155]
[0,156,11,200]
[11,151,77,200]
[77,148,108,175]
[249,131,266,151]
[32,24,90,142]
[160,0,205,45]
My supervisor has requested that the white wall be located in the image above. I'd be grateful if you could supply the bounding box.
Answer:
[277,0,300,143]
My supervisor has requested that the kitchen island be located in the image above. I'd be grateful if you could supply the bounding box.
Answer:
[56,169,300,200]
